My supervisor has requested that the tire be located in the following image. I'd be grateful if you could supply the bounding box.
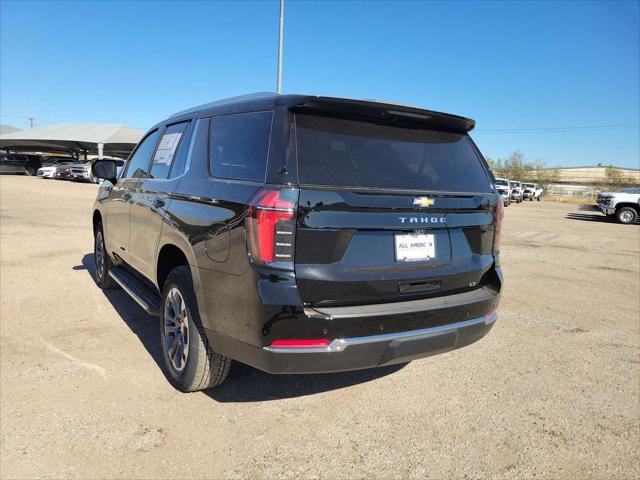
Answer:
[616,206,638,225]
[94,223,117,289]
[25,167,37,176]
[160,266,231,392]
[537,196,541,201]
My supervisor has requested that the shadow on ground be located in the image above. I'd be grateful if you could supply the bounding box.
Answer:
[565,212,617,223]
[577,204,600,212]
[566,211,639,224]
[74,253,406,402]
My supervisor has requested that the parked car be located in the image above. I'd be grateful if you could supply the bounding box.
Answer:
[36,157,76,179]
[494,178,512,206]
[509,180,524,202]
[0,153,42,175]
[91,93,503,392]
[598,187,640,224]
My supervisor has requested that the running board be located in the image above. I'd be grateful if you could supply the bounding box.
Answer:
[109,266,161,316]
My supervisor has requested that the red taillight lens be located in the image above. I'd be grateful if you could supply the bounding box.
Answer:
[247,187,298,267]
[494,199,504,253]
[271,339,330,348]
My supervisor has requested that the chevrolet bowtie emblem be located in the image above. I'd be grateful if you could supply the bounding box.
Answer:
[413,197,434,208]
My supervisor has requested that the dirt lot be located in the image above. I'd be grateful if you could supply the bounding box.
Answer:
[1,175,638,479]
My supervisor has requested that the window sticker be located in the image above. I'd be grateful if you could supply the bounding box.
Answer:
[153,132,183,165]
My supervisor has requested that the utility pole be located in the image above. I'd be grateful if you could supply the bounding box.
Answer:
[277,0,284,94]
[28,117,34,129]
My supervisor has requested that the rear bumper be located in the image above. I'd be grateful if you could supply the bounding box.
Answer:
[207,312,497,374]
[268,312,497,373]
[205,285,500,374]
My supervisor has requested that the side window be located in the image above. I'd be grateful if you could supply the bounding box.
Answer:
[210,111,272,182]
[149,122,189,179]
[123,129,161,179]
[168,120,195,179]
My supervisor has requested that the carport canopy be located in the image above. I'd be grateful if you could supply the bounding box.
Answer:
[0,124,144,158]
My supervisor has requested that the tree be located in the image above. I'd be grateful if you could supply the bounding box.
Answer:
[487,150,559,192]
[496,150,528,180]
[605,165,632,187]
[530,163,560,192]
[484,156,495,170]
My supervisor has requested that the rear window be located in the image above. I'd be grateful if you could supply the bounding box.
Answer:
[294,114,491,192]
[210,111,273,182]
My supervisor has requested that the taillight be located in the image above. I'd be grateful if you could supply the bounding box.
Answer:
[494,198,504,254]
[246,186,298,268]
[271,339,330,348]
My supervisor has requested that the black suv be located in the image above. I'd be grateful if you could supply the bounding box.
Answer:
[0,153,42,175]
[91,93,503,392]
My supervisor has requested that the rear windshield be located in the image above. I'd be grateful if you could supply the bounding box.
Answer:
[495,179,508,186]
[509,182,520,187]
[523,183,535,188]
[294,114,491,192]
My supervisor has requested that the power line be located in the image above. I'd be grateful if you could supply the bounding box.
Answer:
[476,123,640,133]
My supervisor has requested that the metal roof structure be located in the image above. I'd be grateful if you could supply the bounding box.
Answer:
[0,124,21,135]
[0,124,143,158]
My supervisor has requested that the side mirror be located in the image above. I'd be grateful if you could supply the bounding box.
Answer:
[92,160,117,183]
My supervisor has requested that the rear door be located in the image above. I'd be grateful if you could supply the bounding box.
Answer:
[292,113,498,307]
[128,119,194,280]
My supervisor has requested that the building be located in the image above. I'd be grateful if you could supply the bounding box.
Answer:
[545,164,640,197]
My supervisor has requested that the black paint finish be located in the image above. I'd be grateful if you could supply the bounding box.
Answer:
[92,93,502,374]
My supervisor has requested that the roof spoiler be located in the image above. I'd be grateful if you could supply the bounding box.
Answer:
[287,96,475,133]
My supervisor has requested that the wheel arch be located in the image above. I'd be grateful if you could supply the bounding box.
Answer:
[156,244,191,293]
[92,209,102,233]
[615,202,640,213]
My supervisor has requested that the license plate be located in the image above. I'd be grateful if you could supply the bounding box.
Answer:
[395,233,435,262]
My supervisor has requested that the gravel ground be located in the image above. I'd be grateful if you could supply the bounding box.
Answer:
[1,175,639,479]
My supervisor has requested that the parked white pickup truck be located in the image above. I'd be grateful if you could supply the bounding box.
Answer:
[509,181,524,203]
[598,187,640,224]
[494,178,512,206]
[522,183,543,201]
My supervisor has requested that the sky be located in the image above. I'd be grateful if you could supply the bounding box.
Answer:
[1,0,639,168]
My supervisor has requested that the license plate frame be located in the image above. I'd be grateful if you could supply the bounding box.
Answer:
[394,233,436,263]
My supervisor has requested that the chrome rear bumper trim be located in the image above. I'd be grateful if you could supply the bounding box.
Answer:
[263,311,497,353]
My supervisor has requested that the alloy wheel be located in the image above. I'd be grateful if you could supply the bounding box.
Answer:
[163,287,190,372]
[95,231,105,280]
